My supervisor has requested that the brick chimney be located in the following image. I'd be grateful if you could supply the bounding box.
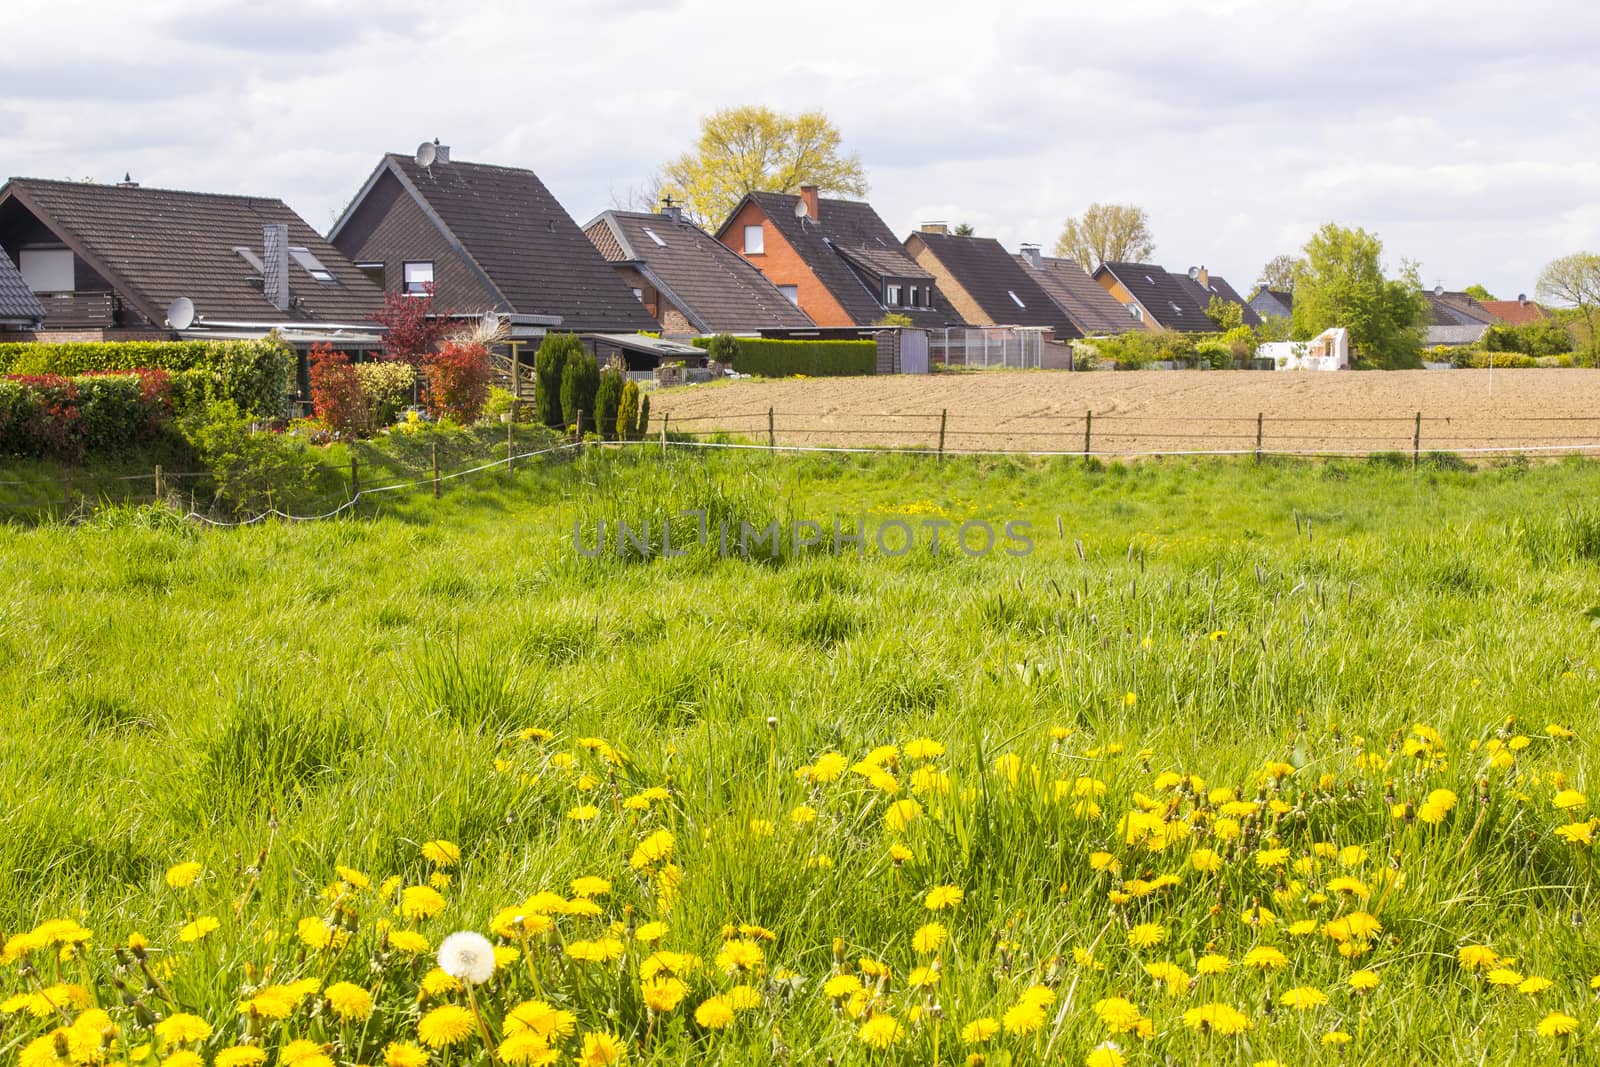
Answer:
[921,221,949,235]
[799,184,820,221]
[1196,265,1209,288]
[433,140,450,163]
[1019,244,1043,269]
[262,224,291,311]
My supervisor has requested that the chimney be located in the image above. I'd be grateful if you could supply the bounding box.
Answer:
[262,223,290,312]
[1019,244,1043,269]
[116,172,139,188]
[1195,265,1209,288]
[799,184,820,222]
[659,194,683,224]
[433,139,450,164]
[920,221,949,235]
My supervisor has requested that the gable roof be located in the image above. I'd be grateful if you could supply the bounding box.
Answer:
[584,209,813,333]
[1096,262,1214,332]
[1478,299,1547,325]
[332,154,655,332]
[1014,252,1139,336]
[722,191,957,328]
[0,177,383,326]
[1250,288,1294,319]
[909,233,1079,337]
[0,248,44,325]
[1423,290,1499,327]
[1181,273,1262,327]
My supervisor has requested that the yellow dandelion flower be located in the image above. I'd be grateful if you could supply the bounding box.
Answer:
[154,1014,212,1045]
[961,1017,1000,1044]
[177,916,219,943]
[1127,922,1164,948]
[1182,1003,1253,1035]
[858,1013,904,1049]
[913,922,947,954]
[400,885,446,921]
[164,862,202,889]
[325,982,374,1022]
[420,840,460,867]
[417,1004,476,1048]
[924,885,965,910]
[1280,986,1328,1010]
[694,996,735,1030]
[1538,1011,1581,1038]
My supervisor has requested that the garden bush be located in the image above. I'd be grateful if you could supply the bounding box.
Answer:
[617,379,641,440]
[425,342,493,424]
[1195,340,1234,369]
[594,367,624,441]
[181,400,323,514]
[1483,319,1573,357]
[561,350,600,431]
[308,344,368,438]
[0,337,294,418]
[353,361,417,428]
[691,336,875,377]
[0,371,175,461]
[534,335,580,427]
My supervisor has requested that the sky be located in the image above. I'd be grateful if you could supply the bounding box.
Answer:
[3,0,1598,301]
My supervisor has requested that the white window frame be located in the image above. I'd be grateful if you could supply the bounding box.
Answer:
[1008,289,1026,309]
[402,261,434,296]
[289,246,337,285]
[885,284,902,307]
[643,227,667,247]
[743,225,765,255]
[778,285,799,306]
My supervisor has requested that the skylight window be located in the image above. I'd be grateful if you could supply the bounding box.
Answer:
[290,246,337,285]
[233,246,265,273]
[1008,290,1026,309]
[1144,275,1155,285]
[1169,302,1183,315]
[643,227,667,247]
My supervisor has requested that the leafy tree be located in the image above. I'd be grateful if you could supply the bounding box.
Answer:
[953,222,975,237]
[1205,295,1243,332]
[1256,254,1301,293]
[658,106,867,228]
[560,350,600,432]
[370,286,451,366]
[1053,203,1154,269]
[534,334,580,427]
[1464,284,1496,302]
[1536,253,1600,362]
[1290,224,1427,369]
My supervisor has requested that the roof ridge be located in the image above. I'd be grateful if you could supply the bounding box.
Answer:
[7,176,290,205]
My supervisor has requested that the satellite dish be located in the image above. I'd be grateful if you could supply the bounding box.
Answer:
[166,296,195,331]
[1433,285,1445,297]
[415,141,438,168]
[794,199,810,220]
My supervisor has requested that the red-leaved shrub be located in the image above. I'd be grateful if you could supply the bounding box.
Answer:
[425,341,493,423]
[372,285,452,366]
[308,343,368,437]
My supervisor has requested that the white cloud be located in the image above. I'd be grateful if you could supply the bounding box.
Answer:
[5,0,1599,298]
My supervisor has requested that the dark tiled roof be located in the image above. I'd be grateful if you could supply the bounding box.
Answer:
[909,233,1078,337]
[1178,273,1262,328]
[0,248,43,324]
[1016,254,1141,335]
[1424,291,1499,327]
[1,178,383,324]
[1098,262,1214,332]
[731,191,958,328]
[1250,289,1294,319]
[383,154,655,332]
[584,210,814,332]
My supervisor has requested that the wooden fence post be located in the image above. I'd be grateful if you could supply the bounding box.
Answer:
[1083,410,1093,461]
[767,407,775,451]
[1413,411,1422,469]
[1255,412,1264,464]
[507,417,515,474]
[576,410,584,440]
[350,457,359,501]
[432,443,440,498]
[660,412,669,457]
[154,464,164,500]
[937,409,947,460]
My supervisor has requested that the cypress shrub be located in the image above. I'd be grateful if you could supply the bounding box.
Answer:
[534,334,580,427]
[617,380,641,440]
[595,368,624,441]
[560,350,600,432]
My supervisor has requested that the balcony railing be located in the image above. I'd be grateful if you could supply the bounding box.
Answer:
[37,291,118,328]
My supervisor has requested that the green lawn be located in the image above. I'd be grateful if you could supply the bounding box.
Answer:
[4,449,1600,1066]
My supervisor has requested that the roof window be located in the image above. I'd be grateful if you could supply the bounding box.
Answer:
[643,227,667,247]
[289,246,337,285]
[1008,290,1026,309]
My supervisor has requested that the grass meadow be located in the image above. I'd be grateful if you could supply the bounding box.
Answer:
[5,447,1600,1066]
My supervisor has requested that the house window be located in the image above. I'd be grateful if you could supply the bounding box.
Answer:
[403,261,434,296]
[357,262,385,288]
[778,285,799,306]
[19,248,74,293]
[289,247,337,285]
[743,225,765,255]
[632,288,644,301]
[1129,304,1143,321]
[908,286,920,307]
[1008,290,1026,309]
[885,284,901,307]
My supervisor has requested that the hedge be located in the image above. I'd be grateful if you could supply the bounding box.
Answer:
[691,337,876,377]
[0,371,175,461]
[0,338,295,418]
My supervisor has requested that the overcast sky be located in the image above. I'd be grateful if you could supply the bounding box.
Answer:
[4,0,1598,300]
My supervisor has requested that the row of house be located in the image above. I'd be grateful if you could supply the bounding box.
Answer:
[0,142,1549,366]
[1249,286,1549,347]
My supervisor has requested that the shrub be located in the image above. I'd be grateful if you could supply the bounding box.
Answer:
[534,335,580,427]
[638,394,650,438]
[0,371,175,461]
[595,368,624,441]
[705,334,740,366]
[308,344,368,437]
[1195,340,1234,370]
[425,342,493,424]
[0,338,294,418]
[617,380,641,440]
[1483,319,1573,357]
[561,350,600,431]
[691,337,875,377]
[353,361,417,427]
[181,400,322,514]
[371,286,451,365]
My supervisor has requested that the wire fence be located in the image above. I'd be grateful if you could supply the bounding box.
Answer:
[648,407,1600,460]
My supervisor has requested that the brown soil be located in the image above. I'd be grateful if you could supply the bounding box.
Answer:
[649,370,1600,457]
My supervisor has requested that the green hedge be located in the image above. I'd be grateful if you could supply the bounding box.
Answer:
[0,338,295,418]
[0,372,175,461]
[692,336,876,377]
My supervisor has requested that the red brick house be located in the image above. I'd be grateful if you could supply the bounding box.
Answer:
[715,187,960,330]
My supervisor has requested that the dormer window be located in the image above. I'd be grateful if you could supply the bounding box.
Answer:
[885,284,902,307]
[908,286,920,307]
[1008,290,1026,309]
[290,247,337,285]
